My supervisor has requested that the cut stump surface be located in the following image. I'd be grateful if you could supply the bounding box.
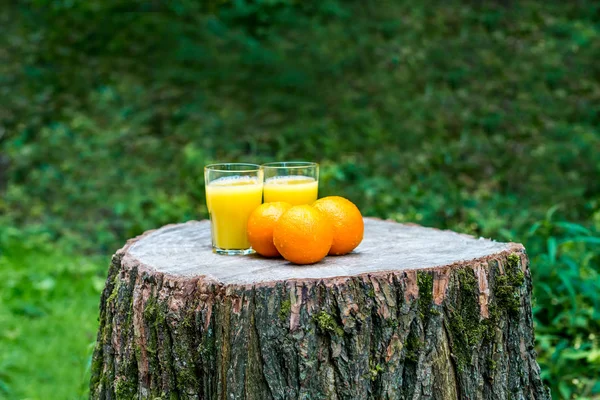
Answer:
[90,218,550,400]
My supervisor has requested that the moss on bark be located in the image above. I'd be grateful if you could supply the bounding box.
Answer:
[90,251,549,400]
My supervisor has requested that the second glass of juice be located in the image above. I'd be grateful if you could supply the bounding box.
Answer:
[205,163,263,255]
[262,161,318,205]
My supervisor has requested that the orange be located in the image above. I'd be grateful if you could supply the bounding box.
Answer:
[273,205,333,264]
[312,196,364,255]
[247,202,292,257]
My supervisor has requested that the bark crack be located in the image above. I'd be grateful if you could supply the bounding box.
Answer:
[443,318,461,400]
[163,300,181,399]
[247,286,274,400]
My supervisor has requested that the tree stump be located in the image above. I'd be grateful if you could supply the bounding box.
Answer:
[90,218,550,400]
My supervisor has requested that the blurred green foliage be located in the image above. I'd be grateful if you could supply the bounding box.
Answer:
[0,229,106,399]
[1,0,599,398]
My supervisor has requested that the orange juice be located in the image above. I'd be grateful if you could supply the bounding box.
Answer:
[263,176,318,205]
[206,176,263,250]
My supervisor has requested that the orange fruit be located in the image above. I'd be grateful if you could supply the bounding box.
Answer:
[247,202,292,257]
[273,205,333,264]
[312,196,364,255]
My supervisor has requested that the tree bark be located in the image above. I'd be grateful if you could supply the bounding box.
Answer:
[90,219,550,399]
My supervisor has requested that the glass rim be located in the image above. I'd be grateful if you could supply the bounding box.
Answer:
[261,161,318,169]
[204,163,262,172]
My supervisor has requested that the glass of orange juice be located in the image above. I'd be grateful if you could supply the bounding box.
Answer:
[204,163,263,255]
[262,161,318,205]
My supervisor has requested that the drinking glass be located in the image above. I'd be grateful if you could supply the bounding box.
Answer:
[204,163,263,255]
[262,161,319,205]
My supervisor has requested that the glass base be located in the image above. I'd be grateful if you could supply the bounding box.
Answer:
[213,247,255,256]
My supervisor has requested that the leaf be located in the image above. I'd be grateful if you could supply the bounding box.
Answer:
[547,237,558,263]
[12,303,47,318]
[34,277,56,291]
[555,221,592,236]
[0,379,11,394]
[586,349,600,363]
[558,380,572,399]
[92,276,106,293]
[557,272,578,315]
[561,256,580,274]
[528,221,542,236]
[545,204,562,222]
[561,236,600,246]
[561,349,590,360]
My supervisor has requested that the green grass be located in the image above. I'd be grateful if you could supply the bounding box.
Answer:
[0,239,106,399]
[526,210,600,399]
